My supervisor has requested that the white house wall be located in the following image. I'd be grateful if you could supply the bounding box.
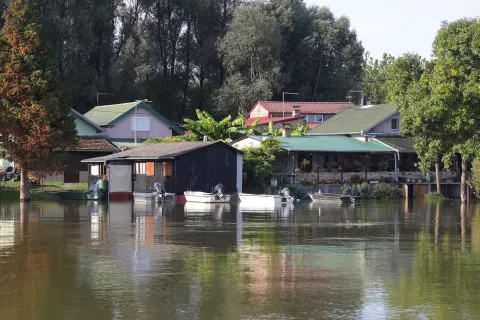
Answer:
[367,112,402,135]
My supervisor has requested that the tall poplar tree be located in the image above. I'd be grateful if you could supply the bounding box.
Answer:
[0,0,77,200]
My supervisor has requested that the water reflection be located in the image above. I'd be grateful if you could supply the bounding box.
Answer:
[0,199,478,319]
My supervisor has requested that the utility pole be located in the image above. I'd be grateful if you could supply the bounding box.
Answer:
[282,92,299,117]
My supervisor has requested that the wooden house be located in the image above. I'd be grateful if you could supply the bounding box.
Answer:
[82,141,243,201]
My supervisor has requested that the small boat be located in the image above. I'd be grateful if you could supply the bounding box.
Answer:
[59,189,104,200]
[133,182,175,203]
[308,187,360,203]
[184,183,230,203]
[238,188,294,206]
[59,180,105,200]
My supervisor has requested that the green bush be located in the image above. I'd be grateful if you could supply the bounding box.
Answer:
[342,182,371,198]
[326,160,337,170]
[425,192,449,200]
[351,160,363,172]
[300,180,314,186]
[371,183,403,199]
[377,160,389,171]
[473,157,480,197]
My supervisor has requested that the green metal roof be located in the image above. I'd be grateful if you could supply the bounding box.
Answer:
[246,136,394,153]
[375,136,415,152]
[109,138,147,148]
[83,101,183,135]
[307,104,398,135]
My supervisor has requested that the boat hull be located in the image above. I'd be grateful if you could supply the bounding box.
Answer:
[133,192,176,203]
[59,190,104,200]
[238,193,293,206]
[184,191,230,203]
[308,193,360,203]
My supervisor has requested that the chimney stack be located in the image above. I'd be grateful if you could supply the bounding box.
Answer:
[282,125,291,137]
[292,105,301,117]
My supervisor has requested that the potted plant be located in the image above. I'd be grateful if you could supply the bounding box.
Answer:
[300,158,311,171]
[331,178,341,184]
[350,175,363,184]
[326,160,337,172]
[378,160,389,171]
[351,160,363,172]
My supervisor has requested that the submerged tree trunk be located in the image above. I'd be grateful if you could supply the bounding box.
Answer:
[460,159,467,202]
[435,159,441,194]
[20,167,31,201]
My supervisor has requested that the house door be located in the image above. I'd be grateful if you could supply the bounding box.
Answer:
[134,162,148,191]
[64,169,79,183]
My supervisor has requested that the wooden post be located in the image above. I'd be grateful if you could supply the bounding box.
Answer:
[394,152,398,183]
[435,158,441,194]
[461,159,467,202]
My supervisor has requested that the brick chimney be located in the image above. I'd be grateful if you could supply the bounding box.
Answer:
[292,105,301,117]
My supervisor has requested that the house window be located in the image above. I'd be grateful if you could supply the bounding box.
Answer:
[391,118,399,131]
[324,114,333,121]
[306,114,324,123]
[135,162,146,175]
[131,117,151,132]
[272,113,292,118]
[146,162,155,177]
[89,165,105,176]
[163,162,173,176]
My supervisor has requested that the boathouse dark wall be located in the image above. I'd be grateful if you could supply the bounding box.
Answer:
[132,143,239,194]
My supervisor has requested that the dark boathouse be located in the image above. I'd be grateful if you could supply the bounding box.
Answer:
[82,141,243,201]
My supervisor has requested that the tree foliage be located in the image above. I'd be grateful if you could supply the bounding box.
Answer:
[243,139,283,187]
[362,52,394,104]
[0,0,77,199]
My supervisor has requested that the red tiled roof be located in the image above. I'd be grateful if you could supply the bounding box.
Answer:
[73,137,119,152]
[253,101,352,114]
[245,116,305,127]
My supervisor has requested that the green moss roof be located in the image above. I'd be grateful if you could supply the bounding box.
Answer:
[83,101,183,134]
[307,104,398,135]
[247,136,394,153]
[376,136,415,152]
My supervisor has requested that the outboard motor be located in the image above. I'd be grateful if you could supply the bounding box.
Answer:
[154,182,165,197]
[88,180,100,196]
[213,183,225,200]
[280,187,293,202]
[345,187,355,202]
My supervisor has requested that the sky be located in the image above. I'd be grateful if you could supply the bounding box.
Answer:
[305,0,479,60]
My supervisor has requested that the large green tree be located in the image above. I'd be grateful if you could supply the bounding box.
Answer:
[0,0,77,200]
[362,52,394,104]
[215,3,283,115]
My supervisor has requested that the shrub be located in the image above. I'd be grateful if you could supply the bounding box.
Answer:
[377,160,389,171]
[371,183,403,199]
[351,160,363,172]
[326,160,337,170]
[300,179,314,186]
[473,157,480,197]
[425,192,449,200]
[343,182,371,198]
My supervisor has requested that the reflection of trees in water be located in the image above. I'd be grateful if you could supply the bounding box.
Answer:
[387,203,480,318]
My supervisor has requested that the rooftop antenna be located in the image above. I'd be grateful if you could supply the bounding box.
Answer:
[97,92,113,106]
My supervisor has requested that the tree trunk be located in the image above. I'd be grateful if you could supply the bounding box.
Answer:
[435,159,441,194]
[461,159,467,202]
[20,167,31,201]
[180,13,191,119]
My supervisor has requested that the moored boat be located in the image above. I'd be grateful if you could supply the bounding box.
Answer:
[133,182,175,203]
[184,183,230,203]
[308,187,360,203]
[238,187,294,205]
[59,189,105,200]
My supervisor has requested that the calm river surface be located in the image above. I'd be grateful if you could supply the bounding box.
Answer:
[0,199,479,319]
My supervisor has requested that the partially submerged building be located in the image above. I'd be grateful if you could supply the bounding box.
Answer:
[82,141,243,201]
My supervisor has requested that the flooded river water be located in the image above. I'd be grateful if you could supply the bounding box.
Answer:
[0,199,479,319]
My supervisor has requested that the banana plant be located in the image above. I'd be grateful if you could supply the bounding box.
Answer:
[268,121,283,136]
[290,123,310,136]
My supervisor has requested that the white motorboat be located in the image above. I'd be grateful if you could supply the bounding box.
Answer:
[238,193,290,206]
[238,187,294,205]
[133,182,175,203]
[184,191,230,203]
[308,187,360,203]
[184,183,230,203]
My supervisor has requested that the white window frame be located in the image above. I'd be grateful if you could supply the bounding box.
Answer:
[135,162,146,175]
[131,117,151,132]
